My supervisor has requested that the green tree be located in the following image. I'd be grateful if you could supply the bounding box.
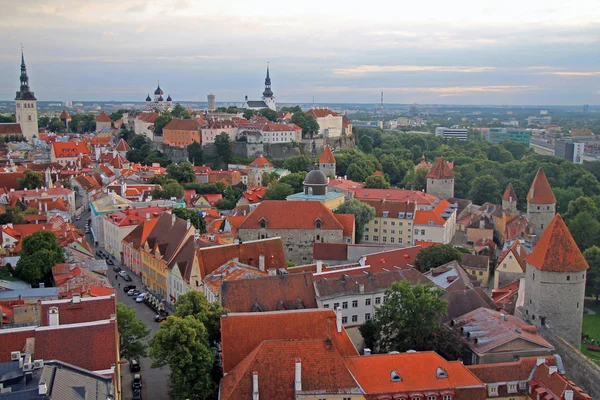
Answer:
[566,212,600,251]
[174,291,224,347]
[38,116,49,127]
[172,208,207,233]
[259,108,277,122]
[226,106,239,114]
[404,167,428,191]
[214,133,233,164]
[153,112,172,136]
[359,136,374,153]
[14,231,65,286]
[47,118,66,133]
[371,281,447,352]
[415,244,462,272]
[129,134,149,150]
[262,171,280,186]
[278,172,307,192]
[187,141,203,166]
[17,170,44,190]
[554,187,585,214]
[283,155,311,173]
[334,199,376,243]
[117,302,150,360]
[365,175,390,189]
[149,316,214,400]
[469,174,501,205]
[243,109,257,120]
[0,207,26,224]
[110,109,127,122]
[346,163,369,182]
[263,182,294,200]
[167,161,196,183]
[171,103,191,119]
[565,196,598,219]
[291,111,319,137]
[583,246,600,303]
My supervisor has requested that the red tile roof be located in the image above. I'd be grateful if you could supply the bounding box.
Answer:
[415,240,443,248]
[0,123,23,135]
[250,156,272,168]
[319,145,336,163]
[528,168,556,204]
[312,242,349,261]
[496,239,527,272]
[426,157,454,179]
[40,295,116,326]
[136,111,158,123]
[359,245,422,272]
[221,309,358,373]
[530,361,591,400]
[242,186,266,203]
[164,118,202,131]
[95,111,111,123]
[221,272,317,312]
[334,214,354,238]
[526,214,588,272]
[239,201,344,231]
[306,108,339,118]
[345,352,485,394]
[353,188,438,205]
[262,123,301,132]
[59,110,70,120]
[115,138,131,152]
[468,356,556,384]
[196,237,286,278]
[52,141,90,158]
[502,182,518,201]
[220,339,361,400]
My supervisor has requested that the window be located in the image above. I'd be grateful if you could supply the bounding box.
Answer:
[352,300,358,308]
[334,303,339,309]
[428,396,436,400]
[567,275,571,281]
[519,382,527,390]
[365,313,371,320]
[364,227,369,232]
[391,229,395,234]
[351,315,358,322]
[383,237,387,242]
[383,221,387,225]
[259,220,266,229]
[383,295,388,302]
[315,220,322,229]
[443,396,452,400]
[421,229,425,235]
[374,220,379,224]
[365,298,371,306]
[508,383,517,393]
[390,237,395,243]
[503,263,507,269]
[383,229,387,233]
[342,302,348,309]
[391,221,396,226]
[479,271,483,276]
[373,236,379,241]
[316,234,321,241]
[364,235,369,241]
[375,297,381,304]
[342,316,347,324]
[532,272,535,281]
[374,228,379,233]
[323,304,329,308]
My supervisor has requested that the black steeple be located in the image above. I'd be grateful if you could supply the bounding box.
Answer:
[16,48,36,101]
[262,65,273,98]
[311,139,318,169]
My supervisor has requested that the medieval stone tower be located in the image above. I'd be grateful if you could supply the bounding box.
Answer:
[523,214,588,348]
[502,183,518,212]
[527,168,556,237]
[426,157,454,200]
[319,145,336,177]
[15,49,38,141]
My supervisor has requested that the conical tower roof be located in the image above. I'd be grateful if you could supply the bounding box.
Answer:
[426,156,453,179]
[502,183,517,201]
[319,145,336,163]
[527,168,556,204]
[525,214,588,272]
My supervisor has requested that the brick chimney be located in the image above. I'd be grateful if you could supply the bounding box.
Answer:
[252,371,259,400]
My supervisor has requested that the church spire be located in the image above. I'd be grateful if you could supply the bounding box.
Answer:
[262,63,273,98]
[16,47,36,101]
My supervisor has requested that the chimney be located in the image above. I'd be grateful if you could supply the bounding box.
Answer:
[267,268,276,276]
[186,219,191,230]
[72,293,81,304]
[172,213,176,226]
[38,381,47,395]
[549,366,558,375]
[479,219,485,229]
[146,213,150,221]
[48,307,59,326]
[252,371,259,400]
[359,284,365,293]
[259,254,265,271]
[316,260,323,274]
[294,358,302,392]
[364,348,371,355]
[564,390,574,400]
[336,307,342,332]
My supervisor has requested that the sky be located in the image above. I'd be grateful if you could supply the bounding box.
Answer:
[0,0,599,105]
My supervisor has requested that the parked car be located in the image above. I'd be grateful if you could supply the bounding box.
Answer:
[113,265,121,272]
[118,270,128,277]
[122,274,132,282]
[132,373,142,390]
[123,285,136,293]
[75,216,81,221]
[132,388,142,400]
[154,313,168,323]
[136,293,146,303]
[129,359,140,372]
[128,289,137,296]
[106,259,114,265]
[132,289,140,296]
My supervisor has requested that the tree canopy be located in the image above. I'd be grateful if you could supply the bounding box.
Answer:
[334,199,375,243]
[187,141,203,165]
[283,155,311,173]
[415,244,463,272]
[14,231,65,286]
[584,246,600,303]
[17,170,44,190]
[171,208,207,233]
[117,302,150,360]
[167,161,196,183]
[171,103,191,119]
[365,175,390,189]
[263,182,294,200]
[153,112,172,136]
[214,133,233,165]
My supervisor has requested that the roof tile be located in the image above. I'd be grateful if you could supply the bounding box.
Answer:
[528,168,556,204]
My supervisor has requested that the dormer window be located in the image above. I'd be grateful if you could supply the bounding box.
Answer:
[436,366,448,378]
[315,220,322,229]
[390,370,401,382]
[259,219,266,229]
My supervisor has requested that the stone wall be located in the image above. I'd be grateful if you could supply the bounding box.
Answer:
[426,178,454,200]
[150,142,189,163]
[539,326,600,398]
[526,202,555,236]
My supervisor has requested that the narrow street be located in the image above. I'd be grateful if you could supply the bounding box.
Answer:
[74,210,171,400]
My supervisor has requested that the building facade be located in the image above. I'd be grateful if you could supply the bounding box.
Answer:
[426,157,454,200]
[14,50,38,141]
[162,118,203,148]
[361,200,415,245]
[319,145,336,177]
[307,108,343,137]
[435,126,468,141]
[526,168,556,237]
[487,128,531,145]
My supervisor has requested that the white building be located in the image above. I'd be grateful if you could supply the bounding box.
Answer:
[435,126,468,141]
[260,123,302,143]
[412,200,457,244]
[242,66,276,111]
[134,112,158,141]
[307,108,343,137]
[144,83,172,111]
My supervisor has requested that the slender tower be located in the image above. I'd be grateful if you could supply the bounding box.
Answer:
[262,64,276,111]
[15,48,38,141]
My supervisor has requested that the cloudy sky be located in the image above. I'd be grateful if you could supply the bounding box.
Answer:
[1,0,599,105]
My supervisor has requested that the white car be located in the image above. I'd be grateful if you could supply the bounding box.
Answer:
[118,270,128,277]
[136,294,146,303]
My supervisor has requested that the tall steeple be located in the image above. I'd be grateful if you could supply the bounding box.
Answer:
[16,48,36,101]
[262,64,273,98]
[311,139,318,169]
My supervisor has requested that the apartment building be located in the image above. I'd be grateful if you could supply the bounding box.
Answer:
[361,199,416,245]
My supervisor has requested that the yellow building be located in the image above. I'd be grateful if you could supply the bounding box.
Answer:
[140,213,194,297]
[360,199,416,245]
[494,240,528,289]
[461,253,491,288]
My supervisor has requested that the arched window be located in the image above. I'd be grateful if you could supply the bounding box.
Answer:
[259,219,266,229]
[315,220,322,229]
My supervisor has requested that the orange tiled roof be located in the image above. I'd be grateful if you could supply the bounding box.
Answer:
[164,118,202,131]
[220,309,358,373]
[261,123,301,132]
[334,214,354,238]
[95,111,111,123]
[525,214,588,272]
[242,186,266,203]
[360,246,422,272]
[52,141,90,158]
[502,182,518,201]
[115,138,131,152]
[306,108,339,118]
[426,156,454,179]
[59,110,70,120]
[528,168,556,204]
[250,156,272,168]
[496,240,527,272]
[319,145,336,163]
[238,201,344,231]
[136,111,159,123]
[345,352,484,393]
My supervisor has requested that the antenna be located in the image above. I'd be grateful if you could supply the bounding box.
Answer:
[381,91,384,114]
